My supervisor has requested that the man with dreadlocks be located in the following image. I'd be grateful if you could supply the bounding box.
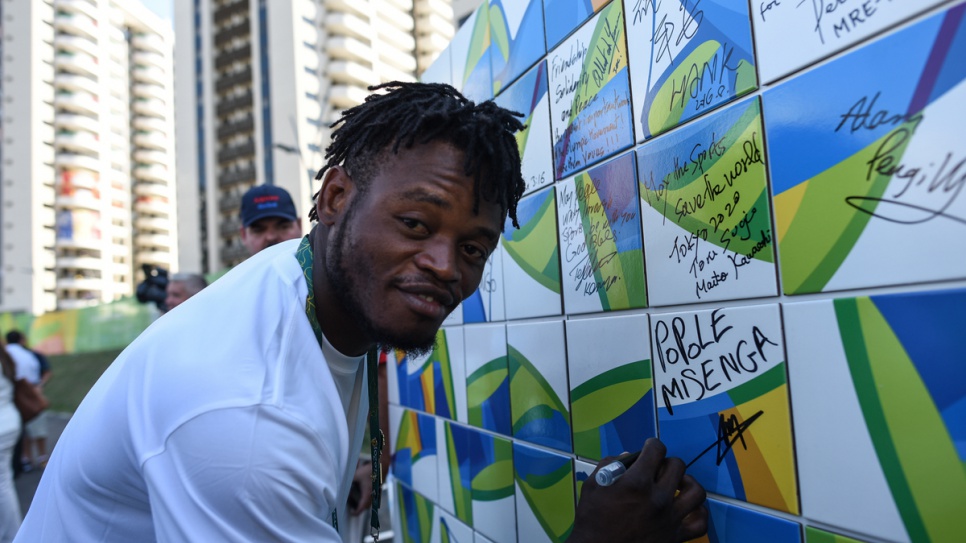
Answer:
[16,82,707,542]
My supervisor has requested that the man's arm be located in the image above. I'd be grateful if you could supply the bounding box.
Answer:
[144,406,345,542]
[568,438,709,543]
[34,351,52,386]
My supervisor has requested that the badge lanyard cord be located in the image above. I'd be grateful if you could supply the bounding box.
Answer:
[297,236,383,541]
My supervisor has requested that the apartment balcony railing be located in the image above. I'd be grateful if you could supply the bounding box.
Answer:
[214,0,249,24]
[220,244,250,265]
[216,115,255,140]
[218,193,243,212]
[217,139,256,164]
[216,91,253,116]
[215,43,252,70]
[214,20,251,46]
[215,66,253,93]
[219,217,243,236]
[132,32,165,54]
[217,166,256,187]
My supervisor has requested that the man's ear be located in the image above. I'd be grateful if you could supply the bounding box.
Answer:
[316,166,354,226]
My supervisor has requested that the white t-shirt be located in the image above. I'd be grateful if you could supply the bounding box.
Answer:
[7,343,40,384]
[16,239,369,542]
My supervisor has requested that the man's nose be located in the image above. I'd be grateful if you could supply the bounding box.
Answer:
[414,240,460,282]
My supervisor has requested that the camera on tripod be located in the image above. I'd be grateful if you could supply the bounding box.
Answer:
[135,264,169,312]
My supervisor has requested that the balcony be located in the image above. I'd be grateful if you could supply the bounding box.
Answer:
[55,152,101,172]
[134,216,170,231]
[57,297,101,310]
[134,197,170,215]
[329,84,369,109]
[54,13,99,40]
[132,32,165,54]
[133,116,167,133]
[325,0,368,18]
[215,43,252,70]
[220,244,250,265]
[134,233,173,248]
[213,0,249,23]
[218,193,243,212]
[216,114,254,140]
[54,72,99,95]
[217,139,255,164]
[135,250,172,267]
[54,91,100,116]
[56,275,103,291]
[56,113,100,133]
[56,255,102,271]
[133,181,170,199]
[328,60,376,87]
[133,149,168,165]
[377,4,414,31]
[133,163,169,183]
[57,191,102,211]
[325,13,370,41]
[327,36,371,63]
[217,165,256,187]
[219,217,243,236]
[417,12,455,37]
[414,0,451,17]
[55,234,102,252]
[55,130,100,153]
[132,83,167,102]
[215,66,253,93]
[216,91,253,116]
[54,52,99,78]
[378,47,417,74]
[132,50,166,69]
[214,20,251,46]
[132,97,167,116]
[61,0,100,19]
[59,170,99,192]
[132,65,166,86]
[55,32,99,57]
[385,0,414,12]
[133,131,168,150]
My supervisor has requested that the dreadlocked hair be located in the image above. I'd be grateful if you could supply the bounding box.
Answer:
[308,81,526,228]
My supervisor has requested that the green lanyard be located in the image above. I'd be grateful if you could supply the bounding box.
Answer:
[296,235,384,541]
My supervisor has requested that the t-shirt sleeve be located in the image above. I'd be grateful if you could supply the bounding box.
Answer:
[142,405,343,542]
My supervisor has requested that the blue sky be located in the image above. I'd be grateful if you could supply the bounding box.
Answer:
[142,0,172,22]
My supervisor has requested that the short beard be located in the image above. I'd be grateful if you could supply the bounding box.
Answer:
[325,202,438,358]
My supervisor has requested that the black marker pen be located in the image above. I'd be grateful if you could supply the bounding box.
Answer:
[595,451,640,486]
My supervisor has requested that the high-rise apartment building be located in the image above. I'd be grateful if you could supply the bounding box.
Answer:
[0,0,178,314]
[174,0,456,273]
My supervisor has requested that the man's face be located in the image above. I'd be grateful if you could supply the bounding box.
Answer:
[321,141,504,356]
[241,216,302,255]
[164,282,190,312]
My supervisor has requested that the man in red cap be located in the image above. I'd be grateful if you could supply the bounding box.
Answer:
[239,184,303,256]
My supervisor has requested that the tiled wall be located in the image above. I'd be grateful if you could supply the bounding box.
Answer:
[388,1,966,542]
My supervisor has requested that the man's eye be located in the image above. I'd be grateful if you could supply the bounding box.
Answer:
[463,244,488,261]
[400,218,427,233]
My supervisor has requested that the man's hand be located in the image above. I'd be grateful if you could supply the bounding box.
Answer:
[348,459,373,516]
[568,438,708,543]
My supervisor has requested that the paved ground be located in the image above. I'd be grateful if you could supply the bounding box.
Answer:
[15,411,70,519]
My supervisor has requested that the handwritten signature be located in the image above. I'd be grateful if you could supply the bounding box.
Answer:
[854,120,966,226]
[686,410,765,467]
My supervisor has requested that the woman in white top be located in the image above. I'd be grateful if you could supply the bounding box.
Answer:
[0,344,21,541]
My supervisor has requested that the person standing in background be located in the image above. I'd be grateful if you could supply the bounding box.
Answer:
[0,342,22,541]
[163,273,209,313]
[3,333,50,472]
[239,184,303,257]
